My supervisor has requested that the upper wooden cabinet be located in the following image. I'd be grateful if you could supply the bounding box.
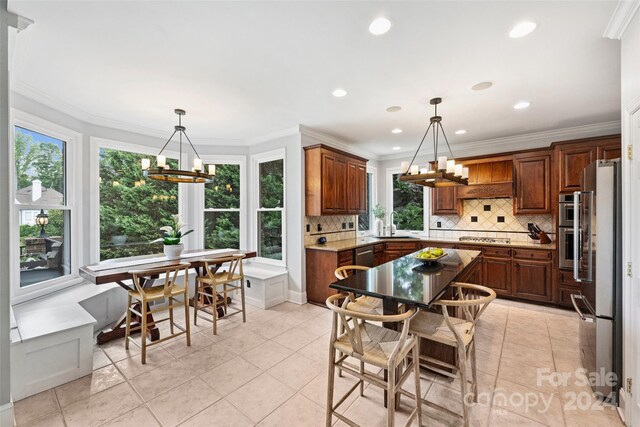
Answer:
[553,135,621,194]
[305,145,367,216]
[556,145,596,194]
[513,151,552,215]
[432,186,462,215]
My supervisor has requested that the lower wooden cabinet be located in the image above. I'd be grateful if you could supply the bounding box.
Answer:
[306,242,557,306]
[512,259,553,302]
[483,257,512,296]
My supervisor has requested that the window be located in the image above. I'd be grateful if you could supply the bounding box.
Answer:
[392,173,425,231]
[255,154,285,261]
[14,126,71,288]
[98,147,179,260]
[204,163,241,249]
[358,171,373,231]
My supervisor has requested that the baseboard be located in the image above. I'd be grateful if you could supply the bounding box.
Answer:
[287,289,307,305]
[0,401,14,427]
[617,387,628,425]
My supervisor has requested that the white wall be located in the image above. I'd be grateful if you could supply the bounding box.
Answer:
[249,133,305,303]
[620,4,640,424]
[1,0,13,420]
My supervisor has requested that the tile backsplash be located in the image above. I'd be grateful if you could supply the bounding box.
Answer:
[430,198,555,242]
[304,216,357,246]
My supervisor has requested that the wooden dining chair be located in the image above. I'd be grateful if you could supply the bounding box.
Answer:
[194,253,246,335]
[409,282,496,427]
[334,265,383,315]
[325,293,422,427]
[125,262,191,364]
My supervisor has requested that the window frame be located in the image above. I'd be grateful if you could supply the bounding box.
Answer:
[89,137,184,263]
[386,166,429,233]
[251,148,286,266]
[9,109,83,304]
[195,155,247,251]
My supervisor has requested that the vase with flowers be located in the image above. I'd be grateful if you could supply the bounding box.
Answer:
[152,214,194,259]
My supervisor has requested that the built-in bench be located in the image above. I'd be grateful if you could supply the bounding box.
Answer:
[10,281,126,400]
[241,262,289,309]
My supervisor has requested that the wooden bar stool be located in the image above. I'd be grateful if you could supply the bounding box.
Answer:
[325,293,422,427]
[125,262,192,364]
[194,253,246,335]
[409,282,496,427]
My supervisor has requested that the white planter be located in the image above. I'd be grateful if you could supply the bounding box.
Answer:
[374,218,384,236]
[164,244,184,259]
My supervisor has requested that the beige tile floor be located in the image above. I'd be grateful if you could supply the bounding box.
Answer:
[13,299,626,427]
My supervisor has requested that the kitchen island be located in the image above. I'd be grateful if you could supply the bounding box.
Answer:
[307,235,558,306]
[329,248,481,309]
[329,248,481,371]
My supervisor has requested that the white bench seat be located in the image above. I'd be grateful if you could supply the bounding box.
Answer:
[241,264,289,309]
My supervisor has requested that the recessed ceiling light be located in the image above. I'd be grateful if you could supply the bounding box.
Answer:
[509,21,537,38]
[386,106,402,112]
[513,101,531,110]
[332,88,347,98]
[455,130,467,135]
[369,17,392,35]
[471,82,493,91]
[392,146,401,150]
[391,128,403,134]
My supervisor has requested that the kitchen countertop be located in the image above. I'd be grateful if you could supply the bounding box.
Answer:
[305,235,556,252]
[329,249,482,309]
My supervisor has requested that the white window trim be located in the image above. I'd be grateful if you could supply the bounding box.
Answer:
[386,166,428,233]
[10,109,84,304]
[251,148,286,266]
[89,137,183,263]
[359,165,377,235]
[195,155,247,251]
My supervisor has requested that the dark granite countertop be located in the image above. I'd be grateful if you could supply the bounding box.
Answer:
[329,248,481,309]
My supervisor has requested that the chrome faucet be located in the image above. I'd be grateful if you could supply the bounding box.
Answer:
[389,211,398,236]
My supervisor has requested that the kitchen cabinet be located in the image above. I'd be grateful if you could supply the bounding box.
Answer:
[555,270,581,307]
[481,247,512,296]
[347,161,367,214]
[383,241,421,263]
[513,151,552,215]
[556,145,596,194]
[512,250,553,302]
[305,145,367,216]
[306,248,355,304]
[373,244,385,266]
[553,134,621,194]
[432,186,462,216]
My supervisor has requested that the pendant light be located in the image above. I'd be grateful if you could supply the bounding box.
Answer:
[141,109,215,184]
[398,98,469,187]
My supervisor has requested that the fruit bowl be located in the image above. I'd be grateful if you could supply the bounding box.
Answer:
[414,250,447,265]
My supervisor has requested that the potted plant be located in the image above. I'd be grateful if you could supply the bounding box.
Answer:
[372,204,386,236]
[152,214,193,259]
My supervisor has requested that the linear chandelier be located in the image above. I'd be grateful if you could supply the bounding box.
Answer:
[141,109,215,184]
[398,97,469,188]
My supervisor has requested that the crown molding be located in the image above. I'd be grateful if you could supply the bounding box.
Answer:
[378,120,622,161]
[298,125,380,161]
[603,0,640,39]
[246,125,302,145]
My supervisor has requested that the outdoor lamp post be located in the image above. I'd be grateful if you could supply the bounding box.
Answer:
[35,209,49,238]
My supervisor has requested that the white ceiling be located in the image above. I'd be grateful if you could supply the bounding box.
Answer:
[8,1,621,156]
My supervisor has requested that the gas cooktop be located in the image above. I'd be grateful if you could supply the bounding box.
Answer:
[459,236,511,244]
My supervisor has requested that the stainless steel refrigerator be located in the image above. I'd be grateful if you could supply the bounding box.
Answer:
[571,159,622,403]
